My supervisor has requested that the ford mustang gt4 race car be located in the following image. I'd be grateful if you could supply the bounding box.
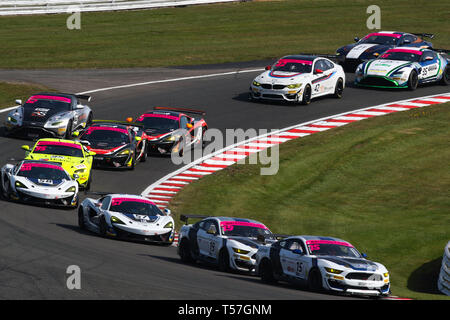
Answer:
[131,107,208,156]
[355,47,450,89]
[255,235,390,297]
[178,215,273,273]
[75,120,148,170]
[0,160,79,208]
[5,92,93,139]
[249,55,345,105]
[78,194,175,244]
[21,138,95,190]
[336,31,434,71]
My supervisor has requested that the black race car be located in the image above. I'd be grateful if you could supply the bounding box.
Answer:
[75,120,147,170]
[336,31,433,71]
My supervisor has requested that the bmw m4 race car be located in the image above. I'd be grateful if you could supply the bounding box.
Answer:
[4,93,93,139]
[336,31,434,71]
[255,235,390,297]
[355,47,450,89]
[131,107,208,156]
[21,138,95,190]
[75,120,148,170]
[249,55,345,105]
[78,194,175,244]
[178,215,273,273]
[0,160,79,208]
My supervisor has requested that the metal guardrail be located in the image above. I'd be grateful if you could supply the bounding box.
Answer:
[0,0,243,15]
[438,240,450,296]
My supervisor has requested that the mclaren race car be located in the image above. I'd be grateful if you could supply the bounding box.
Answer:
[4,92,93,139]
[336,31,434,71]
[75,120,148,170]
[131,107,208,156]
[178,215,273,273]
[21,138,95,190]
[255,235,390,297]
[355,47,450,89]
[0,160,79,208]
[78,194,175,244]
[249,55,345,105]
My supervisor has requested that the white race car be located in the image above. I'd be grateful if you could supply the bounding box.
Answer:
[0,159,79,208]
[178,215,273,272]
[78,193,175,244]
[255,235,390,297]
[249,55,345,104]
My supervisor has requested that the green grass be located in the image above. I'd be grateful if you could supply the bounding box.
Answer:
[0,81,55,109]
[0,0,449,68]
[169,103,450,300]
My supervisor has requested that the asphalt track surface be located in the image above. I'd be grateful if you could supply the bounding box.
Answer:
[0,61,449,300]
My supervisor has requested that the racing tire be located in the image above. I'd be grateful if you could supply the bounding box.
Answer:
[98,216,107,238]
[78,207,85,229]
[407,71,418,91]
[64,120,73,139]
[333,78,344,99]
[441,66,450,85]
[179,239,194,263]
[301,85,312,105]
[0,177,11,200]
[85,173,92,191]
[218,249,231,272]
[260,259,277,284]
[307,268,323,292]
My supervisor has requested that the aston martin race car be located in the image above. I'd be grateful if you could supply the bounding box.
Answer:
[0,160,79,208]
[336,31,434,71]
[75,120,148,170]
[21,138,95,190]
[78,194,175,244]
[355,47,450,89]
[4,92,93,139]
[131,107,208,156]
[249,55,345,105]
[178,215,273,272]
[255,235,390,297]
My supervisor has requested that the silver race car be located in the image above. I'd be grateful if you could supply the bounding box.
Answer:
[0,159,79,208]
[5,92,93,139]
[78,193,175,244]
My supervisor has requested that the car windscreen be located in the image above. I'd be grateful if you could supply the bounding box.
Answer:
[220,221,271,237]
[306,240,361,258]
[109,198,163,216]
[379,50,421,62]
[17,163,69,180]
[33,142,84,157]
[272,59,312,73]
[359,34,399,45]
[136,115,179,130]
[81,127,130,148]
[24,96,71,112]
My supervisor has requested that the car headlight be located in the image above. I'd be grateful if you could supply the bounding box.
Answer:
[50,121,64,127]
[65,186,76,193]
[287,83,302,89]
[356,65,363,75]
[74,169,85,174]
[118,149,130,156]
[390,69,406,77]
[15,181,27,189]
[232,248,250,254]
[325,267,343,274]
[163,135,177,143]
[7,116,17,123]
[111,216,125,224]
[252,80,261,87]
[164,222,173,228]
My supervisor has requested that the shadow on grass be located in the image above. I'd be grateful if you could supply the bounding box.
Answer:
[407,257,444,295]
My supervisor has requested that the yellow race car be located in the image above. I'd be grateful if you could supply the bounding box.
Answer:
[21,138,95,190]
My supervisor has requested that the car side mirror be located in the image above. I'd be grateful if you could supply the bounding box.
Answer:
[95,202,101,207]
[361,253,368,258]
[89,151,96,156]
[72,131,80,137]
[314,68,323,74]
[293,249,303,255]
[424,56,434,61]
[265,65,272,70]
[164,208,171,216]
[126,117,133,123]
[15,99,22,105]
[75,104,84,109]
[186,123,193,129]
[354,37,360,42]
[21,145,30,151]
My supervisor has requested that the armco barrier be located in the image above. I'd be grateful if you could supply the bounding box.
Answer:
[438,241,450,295]
[0,0,242,15]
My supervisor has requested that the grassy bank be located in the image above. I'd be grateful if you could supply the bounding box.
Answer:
[0,0,448,69]
[169,103,450,300]
[0,82,55,109]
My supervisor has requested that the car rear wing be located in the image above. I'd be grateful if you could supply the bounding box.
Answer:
[297,53,340,61]
[180,214,211,225]
[75,94,92,102]
[256,233,291,243]
[412,33,435,39]
[153,107,206,116]
[433,48,450,60]
[91,119,144,128]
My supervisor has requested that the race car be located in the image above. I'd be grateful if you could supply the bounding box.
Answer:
[21,138,95,190]
[249,55,345,105]
[355,47,450,89]
[255,235,390,297]
[74,120,148,170]
[0,160,79,208]
[130,107,208,156]
[177,215,273,273]
[4,92,93,139]
[336,31,434,71]
[78,193,175,244]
